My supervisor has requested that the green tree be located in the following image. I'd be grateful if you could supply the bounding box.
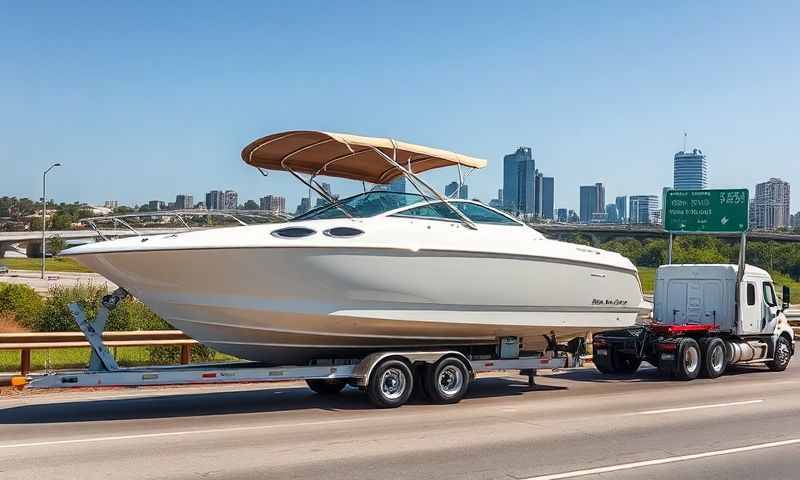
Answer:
[243,200,259,210]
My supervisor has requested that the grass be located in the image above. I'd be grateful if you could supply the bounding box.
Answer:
[0,347,237,373]
[0,257,93,273]
[637,267,656,294]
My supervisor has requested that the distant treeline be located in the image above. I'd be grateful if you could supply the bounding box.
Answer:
[560,233,800,280]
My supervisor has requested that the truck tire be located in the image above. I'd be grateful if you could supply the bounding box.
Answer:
[424,357,470,404]
[674,338,701,381]
[593,346,615,374]
[767,336,793,372]
[306,379,347,394]
[699,338,727,379]
[612,351,642,374]
[367,359,414,408]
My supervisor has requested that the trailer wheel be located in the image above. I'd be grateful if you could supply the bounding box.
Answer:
[306,379,347,395]
[699,338,727,379]
[424,357,470,404]
[367,359,414,408]
[675,338,701,381]
[767,336,792,372]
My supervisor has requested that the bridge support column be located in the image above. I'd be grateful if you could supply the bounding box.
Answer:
[26,241,44,258]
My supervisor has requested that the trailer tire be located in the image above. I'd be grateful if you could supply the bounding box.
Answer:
[367,359,414,408]
[767,335,792,372]
[675,338,701,381]
[699,338,727,379]
[306,379,347,395]
[424,357,470,404]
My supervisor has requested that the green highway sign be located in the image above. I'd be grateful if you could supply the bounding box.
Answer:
[664,189,749,233]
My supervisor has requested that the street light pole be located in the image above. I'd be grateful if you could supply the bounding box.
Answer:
[41,163,62,279]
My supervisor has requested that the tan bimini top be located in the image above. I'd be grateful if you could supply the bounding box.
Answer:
[241,130,487,184]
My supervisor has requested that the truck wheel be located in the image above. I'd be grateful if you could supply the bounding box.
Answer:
[767,336,792,372]
[593,347,615,374]
[675,338,701,381]
[700,338,727,379]
[367,359,414,408]
[306,379,347,394]
[612,351,641,374]
[424,357,470,404]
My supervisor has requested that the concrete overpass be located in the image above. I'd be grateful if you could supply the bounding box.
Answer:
[531,223,800,245]
[0,228,189,257]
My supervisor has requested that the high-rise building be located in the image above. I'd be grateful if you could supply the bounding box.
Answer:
[629,195,659,224]
[103,200,118,209]
[445,181,468,199]
[556,208,568,223]
[579,183,605,223]
[388,177,406,193]
[533,172,544,215]
[503,147,532,211]
[516,157,537,214]
[147,200,164,211]
[542,177,554,220]
[674,148,708,190]
[175,194,193,210]
[615,196,627,223]
[791,211,800,228]
[751,178,791,230]
[223,190,238,210]
[295,197,311,215]
[205,190,223,210]
[259,195,286,213]
[606,203,618,223]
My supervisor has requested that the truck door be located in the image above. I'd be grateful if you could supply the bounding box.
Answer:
[762,282,779,333]
[739,282,760,334]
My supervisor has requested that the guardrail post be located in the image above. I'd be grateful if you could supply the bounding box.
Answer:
[20,348,31,375]
[180,344,191,364]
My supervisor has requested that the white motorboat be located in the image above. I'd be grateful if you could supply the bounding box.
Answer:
[62,131,648,365]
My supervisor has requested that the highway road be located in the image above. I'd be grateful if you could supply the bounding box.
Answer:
[1,364,798,479]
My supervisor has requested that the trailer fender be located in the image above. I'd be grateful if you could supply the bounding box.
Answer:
[352,351,473,387]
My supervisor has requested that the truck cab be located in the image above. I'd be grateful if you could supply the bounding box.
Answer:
[594,264,794,380]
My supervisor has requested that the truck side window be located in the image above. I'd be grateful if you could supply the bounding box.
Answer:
[746,284,755,306]
[763,283,777,307]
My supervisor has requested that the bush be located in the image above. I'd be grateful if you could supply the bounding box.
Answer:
[36,283,109,331]
[108,298,172,331]
[0,284,43,329]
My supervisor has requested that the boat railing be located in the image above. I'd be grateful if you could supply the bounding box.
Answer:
[80,209,289,241]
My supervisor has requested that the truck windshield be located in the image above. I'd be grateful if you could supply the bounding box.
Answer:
[292,191,429,220]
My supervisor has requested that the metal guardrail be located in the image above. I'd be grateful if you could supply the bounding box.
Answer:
[0,330,197,375]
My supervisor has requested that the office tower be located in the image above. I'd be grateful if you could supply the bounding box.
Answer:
[579,183,605,223]
[629,195,659,224]
[751,178,791,229]
[615,196,627,223]
[674,148,708,190]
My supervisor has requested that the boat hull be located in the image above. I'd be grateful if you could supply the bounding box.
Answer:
[72,246,645,365]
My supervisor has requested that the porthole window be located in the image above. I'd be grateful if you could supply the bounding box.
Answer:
[271,227,316,238]
[324,227,364,238]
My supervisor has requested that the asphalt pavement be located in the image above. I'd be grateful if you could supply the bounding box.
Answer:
[1,364,798,479]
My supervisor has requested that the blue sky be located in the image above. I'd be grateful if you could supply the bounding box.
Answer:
[2,1,798,211]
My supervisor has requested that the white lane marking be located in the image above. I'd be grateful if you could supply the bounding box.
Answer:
[627,399,763,416]
[0,417,371,450]
[521,438,800,480]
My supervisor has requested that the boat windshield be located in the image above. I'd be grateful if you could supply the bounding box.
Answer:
[293,191,430,220]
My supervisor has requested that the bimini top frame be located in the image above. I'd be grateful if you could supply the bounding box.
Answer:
[241,130,488,229]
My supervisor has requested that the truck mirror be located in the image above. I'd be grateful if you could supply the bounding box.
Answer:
[782,285,791,311]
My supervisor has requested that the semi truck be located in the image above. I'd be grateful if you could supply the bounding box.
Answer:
[593,264,794,379]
